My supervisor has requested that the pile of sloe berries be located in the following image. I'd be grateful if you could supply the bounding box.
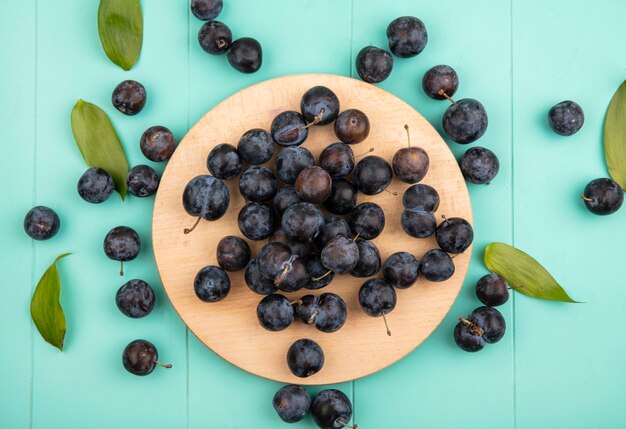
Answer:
[182,79,474,408]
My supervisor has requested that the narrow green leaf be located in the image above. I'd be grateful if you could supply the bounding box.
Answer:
[71,100,129,199]
[484,243,579,303]
[30,253,71,351]
[98,0,143,71]
[604,80,626,190]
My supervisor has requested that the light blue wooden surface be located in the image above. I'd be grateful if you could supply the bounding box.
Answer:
[1,1,625,428]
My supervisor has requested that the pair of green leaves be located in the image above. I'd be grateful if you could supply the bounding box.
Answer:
[484,243,578,303]
[31,254,71,351]
[71,100,129,199]
[604,81,626,190]
[98,0,143,71]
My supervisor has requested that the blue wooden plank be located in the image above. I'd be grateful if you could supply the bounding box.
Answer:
[512,1,626,427]
[0,0,37,427]
[351,1,515,427]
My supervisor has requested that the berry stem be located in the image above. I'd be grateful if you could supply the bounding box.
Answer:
[459,317,484,336]
[300,108,325,130]
[311,270,332,282]
[381,310,391,336]
[352,147,374,158]
[184,216,202,234]
[384,189,398,196]
[155,361,173,369]
[437,89,457,105]
[307,309,319,324]
[289,299,303,306]
[336,420,358,429]
[274,264,290,287]
[580,195,593,203]
[352,233,360,242]
[119,261,124,277]
[404,124,411,148]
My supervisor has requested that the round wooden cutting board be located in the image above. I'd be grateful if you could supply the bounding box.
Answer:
[152,74,473,385]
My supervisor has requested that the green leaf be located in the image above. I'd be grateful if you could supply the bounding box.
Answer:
[30,253,71,351]
[98,0,143,71]
[604,80,626,190]
[71,100,129,200]
[484,243,579,303]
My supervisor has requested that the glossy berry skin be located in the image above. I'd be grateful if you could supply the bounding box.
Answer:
[359,278,397,317]
[435,217,474,254]
[294,295,319,323]
[140,126,176,162]
[258,242,293,280]
[420,249,454,282]
[304,254,335,290]
[442,99,488,144]
[244,259,278,295]
[387,16,427,57]
[275,257,308,293]
[122,339,161,376]
[316,216,351,248]
[460,147,500,184]
[275,146,315,184]
[273,186,302,216]
[112,80,146,115]
[270,228,311,258]
[115,279,155,318]
[301,86,340,125]
[402,183,440,212]
[324,179,358,215]
[393,146,429,183]
[296,293,347,333]
[239,166,277,202]
[321,236,360,274]
[271,111,309,147]
[383,252,419,289]
[348,202,385,240]
[127,165,159,197]
[216,236,250,272]
[454,321,486,352]
[207,143,242,180]
[548,100,584,136]
[313,293,347,333]
[311,389,354,429]
[356,46,393,84]
[191,0,223,20]
[401,209,436,238]
[354,155,393,195]
[319,143,354,178]
[282,202,325,243]
[582,178,624,215]
[273,385,312,424]
[476,273,509,307]
[287,339,324,378]
[238,202,275,240]
[470,306,506,343]
[198,21,231,55]
[334,109,370,144]
[351,239,381,278]
[238,128,274,165]
[257,294,295,331]
[183,175,230,220]
[24,206,60,240]
[194,265,230,302]
[295,166,332,204]
[422,65,459,99]
[77,167,114,203]
[104,226,141,262]
[227,37,262,73]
